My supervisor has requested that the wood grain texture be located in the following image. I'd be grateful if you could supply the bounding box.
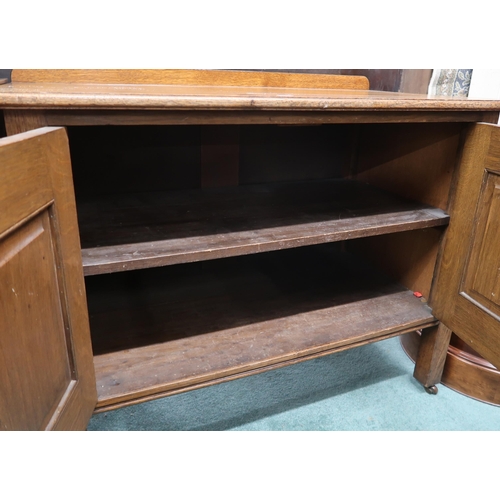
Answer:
[95,324,431,412]
[347,227,444,302]
[38,109,499,126]
[42,127,97,430]
[0,128,96,430]
[1,82,500,113]
[0,111,5,138]
[0,213,72,430]
[462,173,500,315]
[11,69,370,90]
[355,123,462,210]
[413,323,452,388]
[3,74,497,416]
[0,130,53,236]
[433,123,500,370]
[3,109,47,135]
[442,345,500,405]
[401,332,500,405]
[86,248,437,408]
[77,180,450,275]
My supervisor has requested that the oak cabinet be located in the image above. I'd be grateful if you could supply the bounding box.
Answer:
[1,70,499,430]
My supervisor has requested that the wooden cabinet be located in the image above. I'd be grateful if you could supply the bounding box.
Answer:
[1,70,500,430]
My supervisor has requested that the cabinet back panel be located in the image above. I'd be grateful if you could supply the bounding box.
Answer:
[67,126,202,199]
[239,125,351,184]
[67,124,352,201]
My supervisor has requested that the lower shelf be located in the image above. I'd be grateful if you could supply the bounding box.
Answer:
[86,246,437,410]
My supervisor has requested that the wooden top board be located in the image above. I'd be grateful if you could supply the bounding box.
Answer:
[0,70,499,112]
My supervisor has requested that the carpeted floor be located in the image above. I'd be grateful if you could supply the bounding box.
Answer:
[87,337,499,431]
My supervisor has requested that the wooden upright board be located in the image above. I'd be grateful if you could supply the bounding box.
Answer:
[0,128,96,430]
[10,69,370,90]
[433,123,500,370]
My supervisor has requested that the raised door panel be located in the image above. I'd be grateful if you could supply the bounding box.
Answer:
[462,172,500,315]
[433,123,500,369]
[0,128,96,430]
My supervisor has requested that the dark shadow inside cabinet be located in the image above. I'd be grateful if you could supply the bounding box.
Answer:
[65,122,458,409]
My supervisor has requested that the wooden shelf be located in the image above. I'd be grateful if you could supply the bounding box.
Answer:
[79,179,449,275]
[86,247,438,409]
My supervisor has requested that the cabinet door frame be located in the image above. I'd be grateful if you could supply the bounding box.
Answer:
[433,122,500,370]
[0,127,96,430]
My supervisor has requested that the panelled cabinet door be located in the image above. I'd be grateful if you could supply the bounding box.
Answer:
[433,122,500,370]
[0,127,97,430]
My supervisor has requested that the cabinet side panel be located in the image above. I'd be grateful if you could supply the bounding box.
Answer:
[346,228,444,302]
[3,110,48,135]
[355,123,462,209]
[349,123,460,301]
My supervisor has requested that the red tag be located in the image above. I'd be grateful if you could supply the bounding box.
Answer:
[413,291,423,298]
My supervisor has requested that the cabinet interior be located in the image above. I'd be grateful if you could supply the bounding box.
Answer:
[65,122,462,410]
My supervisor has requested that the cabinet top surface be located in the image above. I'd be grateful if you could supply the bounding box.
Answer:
[1,81,499,112]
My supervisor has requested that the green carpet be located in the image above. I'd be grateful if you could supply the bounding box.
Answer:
[87,337,499,431]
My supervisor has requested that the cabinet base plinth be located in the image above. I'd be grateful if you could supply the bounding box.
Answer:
[401,332,500,406]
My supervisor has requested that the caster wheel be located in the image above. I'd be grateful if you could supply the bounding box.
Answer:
[425,385,438,395]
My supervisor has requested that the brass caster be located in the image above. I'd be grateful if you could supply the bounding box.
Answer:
[424,385,438,395]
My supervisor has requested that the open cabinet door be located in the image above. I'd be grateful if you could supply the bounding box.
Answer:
[0,127,96,430]
[433,122,500,370]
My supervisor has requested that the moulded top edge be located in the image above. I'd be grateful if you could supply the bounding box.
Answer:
[0,82,499,112]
